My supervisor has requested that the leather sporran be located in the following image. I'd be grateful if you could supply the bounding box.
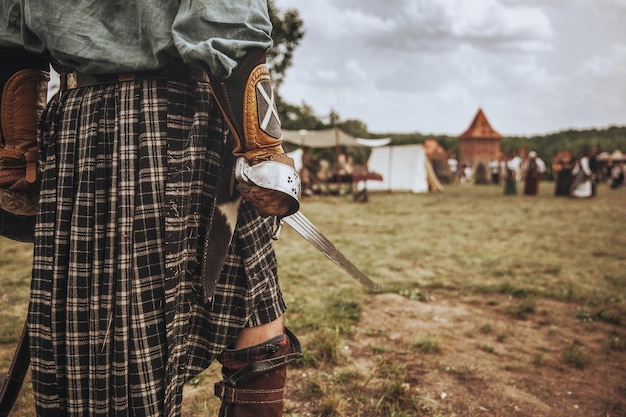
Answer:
[0,57,50,242]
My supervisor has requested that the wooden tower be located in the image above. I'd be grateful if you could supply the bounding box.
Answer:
[457,108,502,170]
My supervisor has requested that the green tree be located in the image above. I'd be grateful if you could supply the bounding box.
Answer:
[339,119,369,139]
[279,98,326,131]
[267,0,305,89]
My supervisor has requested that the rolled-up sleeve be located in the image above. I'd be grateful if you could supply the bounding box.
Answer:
[0,0,24,49]
[173,0,273,79]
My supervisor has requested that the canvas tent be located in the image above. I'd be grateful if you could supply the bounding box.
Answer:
[283,129,442,193]
[366,144,443,193]
[287,147,304,172]
[283,127,390,181]
[282,128,390,148]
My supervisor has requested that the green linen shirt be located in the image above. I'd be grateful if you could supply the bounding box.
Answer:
[0,0,273,78]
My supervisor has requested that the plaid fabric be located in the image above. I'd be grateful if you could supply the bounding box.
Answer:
[28,79,287,417]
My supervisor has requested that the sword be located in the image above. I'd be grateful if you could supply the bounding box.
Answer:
[274,212,381,292]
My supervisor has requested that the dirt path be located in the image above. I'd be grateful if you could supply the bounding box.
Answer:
[287,293,626,416]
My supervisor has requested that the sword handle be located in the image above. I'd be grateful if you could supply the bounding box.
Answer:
[271,216,284,240]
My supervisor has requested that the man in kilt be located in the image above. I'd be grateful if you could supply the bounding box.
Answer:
[0,1,302,416]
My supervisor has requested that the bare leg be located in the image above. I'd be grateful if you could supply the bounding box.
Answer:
[233,315,284,349]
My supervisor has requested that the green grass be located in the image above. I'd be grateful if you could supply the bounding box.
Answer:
[412,336,441,354]
[1,182,625,416]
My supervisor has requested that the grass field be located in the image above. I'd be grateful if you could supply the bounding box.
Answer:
[1,181,625,416]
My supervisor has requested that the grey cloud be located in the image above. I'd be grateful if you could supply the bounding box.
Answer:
[305,0,553,55]
[275,0,625,134]
[370,7,551,55]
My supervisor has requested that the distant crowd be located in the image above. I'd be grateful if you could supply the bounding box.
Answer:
[295,144,625,199]
[447,146,625,198]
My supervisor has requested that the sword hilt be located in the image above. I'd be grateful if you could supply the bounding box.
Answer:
[271,216,284,240]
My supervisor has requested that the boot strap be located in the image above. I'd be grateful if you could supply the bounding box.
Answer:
[219,328,302,386]
[221,349,302,387]
[215,384,284,405]
[215,328,302,405]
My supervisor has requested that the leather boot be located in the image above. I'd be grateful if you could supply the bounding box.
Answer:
[215,328,302,417]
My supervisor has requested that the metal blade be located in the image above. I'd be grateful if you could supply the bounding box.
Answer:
[283,212,381,291]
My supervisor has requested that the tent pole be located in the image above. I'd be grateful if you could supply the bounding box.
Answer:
[387,146,393,193]
[335,126,340,175]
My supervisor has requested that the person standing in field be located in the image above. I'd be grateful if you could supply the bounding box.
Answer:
[522,151,546,196]
[504,151,521,195]
[447,154,459,182]
[489,159,500,184]
[300,146,318,196]
[552,150,574,196]
[588,146,599,195]
[570,148,594,198]
[0,1,302,416]
[610,160,625,189]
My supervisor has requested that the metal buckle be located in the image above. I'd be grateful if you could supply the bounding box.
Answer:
[118,73,136,82]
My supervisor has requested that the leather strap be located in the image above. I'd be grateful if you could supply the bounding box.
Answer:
[60,65,208,90]
[0,320,30,417]
[214,385,284,405]
[222,328,301,384]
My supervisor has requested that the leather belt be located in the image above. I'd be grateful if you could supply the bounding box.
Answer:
[60,65,209,90]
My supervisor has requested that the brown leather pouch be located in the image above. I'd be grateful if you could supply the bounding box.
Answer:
[0,68,49,190]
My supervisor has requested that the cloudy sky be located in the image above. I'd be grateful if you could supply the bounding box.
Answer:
[272,0,626,137]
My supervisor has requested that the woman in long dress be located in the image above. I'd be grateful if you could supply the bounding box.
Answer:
[522,151,546,195]
[504,151,521,195]
[570,149,594,198]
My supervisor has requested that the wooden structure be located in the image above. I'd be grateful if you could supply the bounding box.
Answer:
[457,108,502,171]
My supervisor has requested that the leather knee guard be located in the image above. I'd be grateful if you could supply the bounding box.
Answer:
[215,328,302,417]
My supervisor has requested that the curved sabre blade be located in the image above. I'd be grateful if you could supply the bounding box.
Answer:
[283,212,381,291]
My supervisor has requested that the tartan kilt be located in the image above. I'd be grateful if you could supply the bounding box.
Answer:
[28,79,286,417]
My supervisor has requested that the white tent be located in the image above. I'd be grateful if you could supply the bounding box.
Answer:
[366,144,443,193]
[286,148,303,172]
